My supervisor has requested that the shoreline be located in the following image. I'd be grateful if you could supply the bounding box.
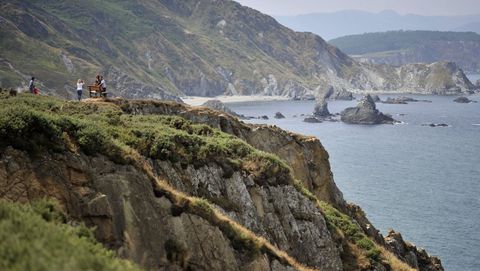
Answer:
[182,95,289,106]
[182,92,480,106]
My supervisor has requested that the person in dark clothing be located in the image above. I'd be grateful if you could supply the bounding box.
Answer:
[29,77,35,93]
[95,75,101,86]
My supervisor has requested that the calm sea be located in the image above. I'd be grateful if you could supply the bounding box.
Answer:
[229,93,480,270]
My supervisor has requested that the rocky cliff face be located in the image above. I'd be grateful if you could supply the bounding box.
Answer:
[351,61,475,95]
[0,93,444,271]
[115,99,345,208]
[0,0,475,98]
[1,147,310,270]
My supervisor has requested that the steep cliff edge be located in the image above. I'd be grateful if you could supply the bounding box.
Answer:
[0,93,442,270]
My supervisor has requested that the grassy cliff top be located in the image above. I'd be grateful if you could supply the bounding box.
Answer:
[0,92,290,182]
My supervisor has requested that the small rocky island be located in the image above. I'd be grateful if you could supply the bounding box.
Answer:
[421,123,449,127]
[341,95,397,124]
[303,96,339,123]
[274,112,286,119]
[383,96,432,104]
[453,96,477,103]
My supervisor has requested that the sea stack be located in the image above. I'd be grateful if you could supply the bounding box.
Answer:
[313,97,331,117]
[341,95,396,124]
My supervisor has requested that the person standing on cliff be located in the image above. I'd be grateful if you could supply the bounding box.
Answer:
[100,76,107,94]
[29,77,35,94]
[76,79,84,101]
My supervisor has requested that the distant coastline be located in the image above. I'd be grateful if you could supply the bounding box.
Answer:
[182,95,289,106]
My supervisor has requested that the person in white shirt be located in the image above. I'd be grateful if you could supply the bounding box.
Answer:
[76,79,84,101]
[100,76,106,94]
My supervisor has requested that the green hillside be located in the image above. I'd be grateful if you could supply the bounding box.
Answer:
[329,30,480,55]
[329,30,480,73]
[0,0,354,98]
[0,1,475,98]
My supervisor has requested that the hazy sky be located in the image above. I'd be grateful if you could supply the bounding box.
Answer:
[235,0,480,16]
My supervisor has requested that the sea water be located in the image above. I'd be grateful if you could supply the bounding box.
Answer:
[229,94,480,270]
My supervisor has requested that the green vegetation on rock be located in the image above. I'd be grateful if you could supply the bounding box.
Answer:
[318,201,380,260]
[292,179,380,261]
[0,93,289,179]
[0,199,142,271]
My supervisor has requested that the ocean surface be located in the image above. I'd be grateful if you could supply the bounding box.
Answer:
[229,93,480,271]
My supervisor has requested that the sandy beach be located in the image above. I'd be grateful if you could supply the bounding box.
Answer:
[182,95,290,106]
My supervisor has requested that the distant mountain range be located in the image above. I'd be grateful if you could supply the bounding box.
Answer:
[329,30,480,74]
[275,10,480,40]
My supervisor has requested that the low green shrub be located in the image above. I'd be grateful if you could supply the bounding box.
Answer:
[0,106,63,153]
[0,199,143,271]
[318,201,380,261]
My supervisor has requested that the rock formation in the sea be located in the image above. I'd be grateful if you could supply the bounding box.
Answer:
[303,116,322,123]
[422,123,449,127]
[274,112,286,119]
[383,96,432,104]
[383,97,408,104]
[201,99,244,118]
[453,96,477,103]
[341,95,397,124]
[313,97,331,117]
[304,96,339,123]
